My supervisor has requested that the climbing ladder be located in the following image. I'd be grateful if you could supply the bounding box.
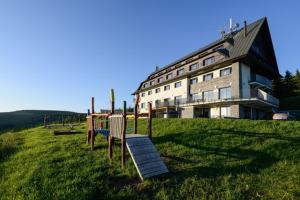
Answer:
[126,134,168,180]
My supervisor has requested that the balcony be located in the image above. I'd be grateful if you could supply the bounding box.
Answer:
[249,74,272,89]
[152,89,278,109]
[251,88,279,106]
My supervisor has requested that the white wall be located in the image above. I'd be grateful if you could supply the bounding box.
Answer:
[138,78,188,113]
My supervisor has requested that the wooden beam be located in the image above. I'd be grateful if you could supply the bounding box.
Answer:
[122,101,127,168]
[134,98,138,134]
[91,97,95,114]
[148,102,152,140]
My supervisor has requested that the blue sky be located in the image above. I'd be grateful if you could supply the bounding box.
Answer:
[0,0,299,112]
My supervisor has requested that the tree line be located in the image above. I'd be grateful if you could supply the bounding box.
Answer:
[273,69,300,98]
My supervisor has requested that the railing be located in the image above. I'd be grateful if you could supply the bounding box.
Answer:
[252,89,279,106]
[152,89,279,109]
[249,74,272,89]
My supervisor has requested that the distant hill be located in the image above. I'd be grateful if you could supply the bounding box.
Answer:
[0,110,86,132]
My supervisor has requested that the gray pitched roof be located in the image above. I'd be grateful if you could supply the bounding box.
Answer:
[134,17,276,94]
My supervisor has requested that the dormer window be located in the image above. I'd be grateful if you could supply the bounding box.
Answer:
[143,83,149,88]
[166,73,173,80]
[189,63,199,71]
[203,56,215,66]
[177,68,184,76]
[150,81,154,86]
[157,77,163,83]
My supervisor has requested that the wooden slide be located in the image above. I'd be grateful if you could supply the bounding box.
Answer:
[125,134,168,180]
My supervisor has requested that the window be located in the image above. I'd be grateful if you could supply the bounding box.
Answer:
[155,100,161,107]
[220,67,232,77]
[175,81,182,88]
[190,78,198,85]
[157,77,163,83]
[143,83,148,88]
[203,73,213,81]
[155,88,161,93]
[189,63,199,71]
[203,90,214,101]
[150,81,154,86]
[190,93,200,101]
[177,68,184,76]
[141,103,145,108]
[219,87,231,99]
[141,93,145,97]
[166,73,173,80]
[148,90,152,95]
[164,85,170,91]
[203,56,215,66]
[164,98,170,106]
[221,107,231,117]
[174,95,182,105]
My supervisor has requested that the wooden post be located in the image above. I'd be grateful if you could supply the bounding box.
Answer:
[91,97,95,114]
[110,89,115,114]
[134,102,138,134]
[122,101,127,168]
[148,102,152,140]
[91,97,95,150]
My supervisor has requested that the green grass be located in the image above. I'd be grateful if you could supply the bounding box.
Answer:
[1,119,300,199]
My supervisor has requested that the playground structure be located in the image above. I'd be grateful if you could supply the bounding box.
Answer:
[86,89,168,180]
[44,114,83,135]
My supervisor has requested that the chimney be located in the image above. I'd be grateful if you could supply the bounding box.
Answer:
[244,21,247,37]
[229,18,232,32]
[155,66,159,71]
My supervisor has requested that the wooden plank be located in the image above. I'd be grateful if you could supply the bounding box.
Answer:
[126,136,168,180]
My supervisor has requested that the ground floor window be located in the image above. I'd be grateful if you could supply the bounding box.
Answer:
[174,96,182,105]
[221,106,231,117]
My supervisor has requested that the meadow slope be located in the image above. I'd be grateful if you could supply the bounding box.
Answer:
[1,119,300,199]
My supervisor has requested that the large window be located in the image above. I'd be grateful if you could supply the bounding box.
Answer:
[203,73,213,81]
[190,93,201,101]
[148,90,152,95]
[189,63,199,71]
[203,56,215,66]
[175,81,182,88]
[190,78,198,85]
[164,85,170,91]
[155,88,161,93]
[141,103,145,108]
[177,68,184,76]
[220,67,232,77]
[166,73,173,80]
[174,95,182,105]
[221,107,231,117]
[219,87,231,99]
[203,90,214,101]
[155,100,161,107]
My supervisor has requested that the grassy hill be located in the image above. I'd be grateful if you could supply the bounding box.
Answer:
[0,110,85,132]
[1,119,299,199]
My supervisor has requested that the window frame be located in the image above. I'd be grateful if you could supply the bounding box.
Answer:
[190,78,198,85]
[174,81,182,88]
[220,67,232,77]
[155,88,161,93]
[177,68,184,76]
[164,85,170,91]
[219,86,232,99]
[189,63,199,71]
[166,73,173,80]
[203,73,213,81]
[203,56,215,66]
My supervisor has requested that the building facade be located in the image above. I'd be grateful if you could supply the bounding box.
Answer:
[133,17,280,119]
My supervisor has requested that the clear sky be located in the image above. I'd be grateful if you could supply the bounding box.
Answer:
[0,0,299,113]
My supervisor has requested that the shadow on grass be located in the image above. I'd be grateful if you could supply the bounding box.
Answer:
[153,129,300,180]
